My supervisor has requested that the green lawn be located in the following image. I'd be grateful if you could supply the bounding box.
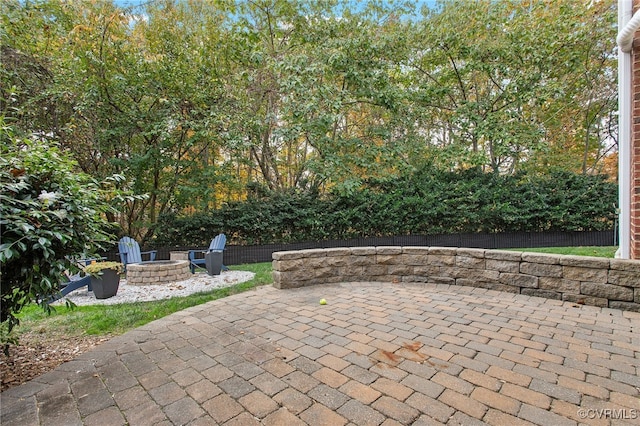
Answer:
[507,246,617,258]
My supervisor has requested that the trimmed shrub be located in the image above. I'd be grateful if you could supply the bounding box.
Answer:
[153,169,617,246]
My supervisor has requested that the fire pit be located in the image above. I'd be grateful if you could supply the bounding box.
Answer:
[126,260,191,286]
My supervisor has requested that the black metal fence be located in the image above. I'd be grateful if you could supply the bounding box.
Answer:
[103,230,615,265]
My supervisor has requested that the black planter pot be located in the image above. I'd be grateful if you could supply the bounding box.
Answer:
[90,269,121,299]
[205,250,223,276]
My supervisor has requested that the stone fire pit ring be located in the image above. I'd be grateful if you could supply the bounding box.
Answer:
[126,260,191,286]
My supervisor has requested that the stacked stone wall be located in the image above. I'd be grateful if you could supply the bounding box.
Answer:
[127,260,191,286]
[272,247,640,312]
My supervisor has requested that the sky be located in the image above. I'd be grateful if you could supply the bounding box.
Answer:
[114,0,147,7]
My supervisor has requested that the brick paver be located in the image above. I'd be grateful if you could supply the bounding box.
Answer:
[2,282,639,425]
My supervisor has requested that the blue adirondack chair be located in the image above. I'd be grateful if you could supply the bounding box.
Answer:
[118,236,157,271]
[49,275,92,303]
[188,233,228,273]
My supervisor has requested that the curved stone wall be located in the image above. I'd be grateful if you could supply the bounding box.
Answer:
[127,260,191,286]
[272,247,640,312]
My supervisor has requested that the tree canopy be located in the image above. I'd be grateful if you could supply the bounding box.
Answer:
[1,0,618,242]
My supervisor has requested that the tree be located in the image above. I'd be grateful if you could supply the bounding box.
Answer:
[527,1,617,175]
[0,0,76,139]
[218,0,417,194]
[5,0,237,241]
[407,0,617,175]
[1,0,618,241]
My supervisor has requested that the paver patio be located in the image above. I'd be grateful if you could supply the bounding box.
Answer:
[1,282,639,425]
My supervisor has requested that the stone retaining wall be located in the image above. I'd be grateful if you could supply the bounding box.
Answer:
[272,247,640,312]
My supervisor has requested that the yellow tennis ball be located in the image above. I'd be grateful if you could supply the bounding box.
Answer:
[319,298,327,305]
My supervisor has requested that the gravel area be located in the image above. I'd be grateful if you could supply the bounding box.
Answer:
[50,270,255,306]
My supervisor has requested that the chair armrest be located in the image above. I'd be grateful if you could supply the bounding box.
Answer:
[188,250,207,260]
[59,276,91,297]
[141,250,157,262]
[67,273,83,281]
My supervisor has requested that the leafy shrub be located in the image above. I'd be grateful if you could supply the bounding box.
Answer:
[0,128,115,342]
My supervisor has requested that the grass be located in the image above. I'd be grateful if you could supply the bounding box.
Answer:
[507,246,617,258]
[14,262,273,340]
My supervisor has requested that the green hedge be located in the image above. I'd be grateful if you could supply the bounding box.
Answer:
[153,169,617,246]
